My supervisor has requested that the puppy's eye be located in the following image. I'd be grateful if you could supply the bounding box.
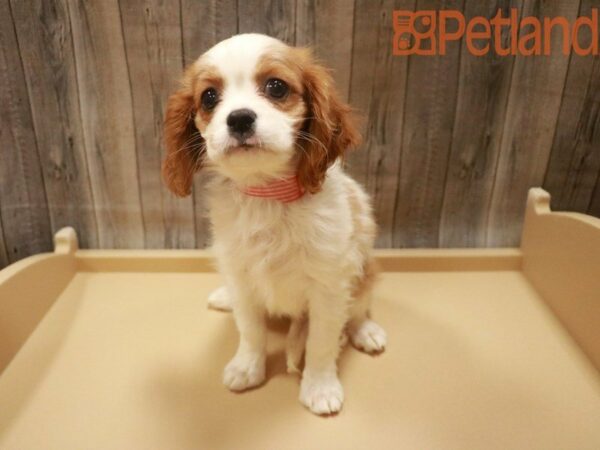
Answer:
[264,78,289,99]
[200,88,219,111]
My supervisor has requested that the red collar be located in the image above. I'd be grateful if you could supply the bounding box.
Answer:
[241,175,305,203]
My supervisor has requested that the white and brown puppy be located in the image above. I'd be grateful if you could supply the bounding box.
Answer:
[162,34,386,415]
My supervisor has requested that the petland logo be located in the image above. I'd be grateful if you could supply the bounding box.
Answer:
[393,9,599,56]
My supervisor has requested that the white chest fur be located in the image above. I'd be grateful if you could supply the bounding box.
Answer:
[207,171,360,318]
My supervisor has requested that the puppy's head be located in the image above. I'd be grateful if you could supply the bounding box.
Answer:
[162,34,360,196]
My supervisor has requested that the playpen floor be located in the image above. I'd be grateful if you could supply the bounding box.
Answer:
[1,268,600,450]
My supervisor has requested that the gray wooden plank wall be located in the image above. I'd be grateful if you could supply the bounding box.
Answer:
[0,0,599,267]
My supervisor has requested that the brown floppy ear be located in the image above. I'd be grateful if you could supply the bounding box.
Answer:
[162,71,205,197]
[296,49,361,193]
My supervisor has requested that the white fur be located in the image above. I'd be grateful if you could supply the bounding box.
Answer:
[208,167,385,414]
[193,34,386,415]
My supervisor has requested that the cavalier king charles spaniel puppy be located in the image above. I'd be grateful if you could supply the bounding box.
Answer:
[162,34,386,415]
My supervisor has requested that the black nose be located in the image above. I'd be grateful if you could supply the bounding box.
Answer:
[227,108,256,140]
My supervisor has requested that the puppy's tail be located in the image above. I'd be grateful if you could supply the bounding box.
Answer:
[286,317,308,374]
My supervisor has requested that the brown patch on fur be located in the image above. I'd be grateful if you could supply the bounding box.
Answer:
[194,65,224,125]
[254,52,306,123]
[346,181,377,241]
[162,62,223,197]
[291,48,362,193]
[346,179,378,301]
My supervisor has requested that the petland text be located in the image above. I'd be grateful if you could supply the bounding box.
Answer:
[393,9,599,56]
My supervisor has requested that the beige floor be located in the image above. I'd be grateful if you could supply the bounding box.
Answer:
[1,270,599,450]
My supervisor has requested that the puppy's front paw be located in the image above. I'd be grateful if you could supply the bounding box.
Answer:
[223,353,266,391]
[299,373,344,415]
[208,286,233,311]
[350,319,387,354]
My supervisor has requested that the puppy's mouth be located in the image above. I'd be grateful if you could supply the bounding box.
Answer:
[225,136,264,153]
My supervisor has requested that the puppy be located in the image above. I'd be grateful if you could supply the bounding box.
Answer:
[162,34,386,415]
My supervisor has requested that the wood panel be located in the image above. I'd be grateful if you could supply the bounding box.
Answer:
[67,0,144,248]
[590,177,600,217]
[120,0,196,249]
[0,0,53,263]
[439,0,522,248]
[181,0,238,247]
[392,0,465,248]
[347,0,413,247]
[487,0,582,246]
[0,211,8,267]
[10,0,98,249]
[181,0,238,58]
[295,0,355,100]
[2,0,600,270]
[237,0,296,44]
[543,0,600,214]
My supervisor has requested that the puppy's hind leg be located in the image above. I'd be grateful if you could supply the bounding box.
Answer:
[348,314,387,354]
[207,286,233,311]
[347,260,387,354]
